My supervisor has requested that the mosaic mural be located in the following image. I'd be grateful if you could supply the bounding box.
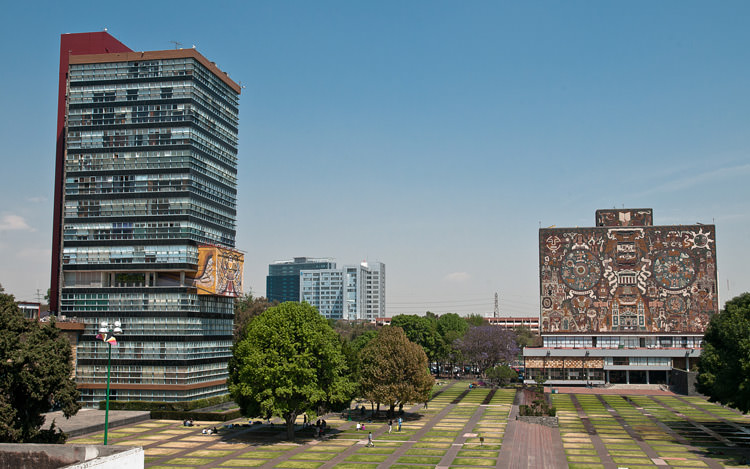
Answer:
[191,245,244,297]
[540,210,717,334]
[596,208,653,227]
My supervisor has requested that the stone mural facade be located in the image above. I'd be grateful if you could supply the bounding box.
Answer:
[540,210,717,334]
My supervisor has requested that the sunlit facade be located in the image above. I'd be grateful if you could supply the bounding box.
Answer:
[51,32,241,405]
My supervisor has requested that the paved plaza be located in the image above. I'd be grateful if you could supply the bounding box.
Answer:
[65,381,750,468]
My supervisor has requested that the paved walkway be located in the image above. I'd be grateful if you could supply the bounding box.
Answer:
[43,408,151,438]
[497,402,567,468]
[66,383,577,468]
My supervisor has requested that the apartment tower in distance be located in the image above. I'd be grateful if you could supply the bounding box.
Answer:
[524,209,717,389]
[50,31,242,405]
[301,261,386,320]
[266,257,336,303]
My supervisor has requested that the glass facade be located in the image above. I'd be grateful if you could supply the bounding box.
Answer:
[266,258,336,303]
[61,51,240,405]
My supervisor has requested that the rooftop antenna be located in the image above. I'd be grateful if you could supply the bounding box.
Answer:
[494,292,499,318]
[170,40,183,49]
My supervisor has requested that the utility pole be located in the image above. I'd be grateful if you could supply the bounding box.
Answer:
[494,292,499,318]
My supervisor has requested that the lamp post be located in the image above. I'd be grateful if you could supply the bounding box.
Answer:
[98,320,122,445]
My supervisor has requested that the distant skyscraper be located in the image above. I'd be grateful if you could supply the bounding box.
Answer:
[50,31,242,405]
[266,257,336,303]
[301,261,385,320]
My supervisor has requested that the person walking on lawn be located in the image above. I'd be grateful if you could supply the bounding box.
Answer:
[367,431,374,447]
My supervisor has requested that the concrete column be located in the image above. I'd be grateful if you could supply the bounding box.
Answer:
[180,271,185,286]
[606,370,610,383]
[626,370,630,384]
[686,356,690,372]
[646,370,650,385]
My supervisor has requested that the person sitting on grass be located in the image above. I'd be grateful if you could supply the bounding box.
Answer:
[356,422,361,431]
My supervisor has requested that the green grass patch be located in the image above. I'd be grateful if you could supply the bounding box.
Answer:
[219,459,266,467]
[412,442,451,448]
[397,455,443,464]
[289,452,337,461]
[328,465,378,469]
[567,455,602,463]
[451,457,497,466]
[353,447,395,454]
[274,461,323,469]
[185,450,235,457]
[404,448,445,456]
[567,463,606,469]
[456,450,499,457]
[162,457,211,465]
[238,450,287,458]
[344,453,389,462]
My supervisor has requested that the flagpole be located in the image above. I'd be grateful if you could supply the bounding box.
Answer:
[104,342,112,445]
[98,320,122,446]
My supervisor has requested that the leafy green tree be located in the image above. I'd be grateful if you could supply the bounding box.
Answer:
[513,325,542,348]
[435,313,468,376]
[233,293,277,342]
[486,364,518,386]
[465,314,489,327]
[0,292,81,443]
[390,314,442,363]
[228,302,355,439]
[359,326,434,416]
[697,293,750,412]
[350,330,378,353]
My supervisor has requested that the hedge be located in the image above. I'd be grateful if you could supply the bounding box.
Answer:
[98,394,233,412]
[150,409,243,421]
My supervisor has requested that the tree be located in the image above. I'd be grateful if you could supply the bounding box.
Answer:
[513,325,542,348]
[228,302,355,439]
[696,293,750,412]
[233,293,277,342]
[465,314,489,327]
[486,364,518,386]
[436,313,469,376]
[359,326,434,416]
[455,326,519,377]
[390,314,442,364]
[0,292,81,443]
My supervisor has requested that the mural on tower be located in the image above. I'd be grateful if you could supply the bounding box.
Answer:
[540,209,717,334]
[191,246,244,297]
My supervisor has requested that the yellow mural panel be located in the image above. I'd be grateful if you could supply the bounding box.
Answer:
[191,246,244,297]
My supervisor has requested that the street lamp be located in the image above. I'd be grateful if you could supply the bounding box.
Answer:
[98,320,122,445]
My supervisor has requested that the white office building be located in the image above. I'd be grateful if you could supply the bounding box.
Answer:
[301,261,385,320]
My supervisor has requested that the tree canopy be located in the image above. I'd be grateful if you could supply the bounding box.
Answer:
[390,314,442,363]
[233,293,277,342]
[228,302,355,439]
[359,326,434,416]
[696,293,750,413]
[0,292,80,443]
[455,325,519,376]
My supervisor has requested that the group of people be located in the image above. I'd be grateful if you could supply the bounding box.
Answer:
[313,418,327,437]
[201,426,218,435]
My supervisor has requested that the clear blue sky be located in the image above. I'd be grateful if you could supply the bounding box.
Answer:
[1,1,748,315]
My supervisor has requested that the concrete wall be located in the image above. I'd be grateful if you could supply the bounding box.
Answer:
[671,368,701,396]
[0,444,143,469]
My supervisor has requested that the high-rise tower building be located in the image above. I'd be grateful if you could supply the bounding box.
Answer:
[266,257,336,303]
[301,261,386,320]
[50,31,242,405]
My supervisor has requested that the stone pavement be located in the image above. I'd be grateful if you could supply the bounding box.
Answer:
[496,402,567,468]
[43,407,150,438]
[66,383,575,468]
